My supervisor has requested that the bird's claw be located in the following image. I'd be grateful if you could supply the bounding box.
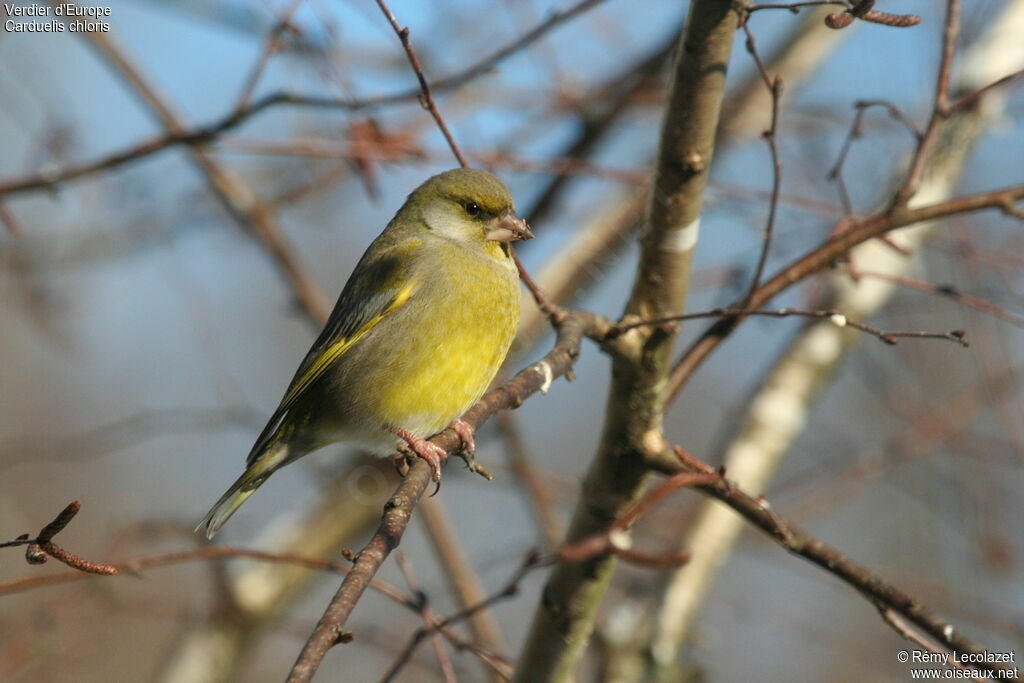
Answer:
[450,419,476,455]
[392,452,411,477]
[394,429,446,488]
[448,419,494,479]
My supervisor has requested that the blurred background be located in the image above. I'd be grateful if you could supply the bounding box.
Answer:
[1,0,1022,680]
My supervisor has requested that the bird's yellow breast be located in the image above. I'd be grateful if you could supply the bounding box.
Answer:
[366,244,520,436]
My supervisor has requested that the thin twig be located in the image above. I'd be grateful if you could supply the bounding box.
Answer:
[559,472,717,567]
[2,502,119,575]
[617,306,969,347]
[393,553,458,683]
[513,250,564,322]
[828,99,922,218]
[0,0,612,199]
[373,0,467,168]
[891,0,961,208]
[824,0,922,29]
[749,1,923,28]
[666,182,1024,402]
[749,0,846,13]
[234,0,308,110]
[850,269,1024,330]
[418,497,508,681]
[662,446,1019,679]
[382,551,543,682]
[0,543,406,600]
[947,67,1024,115]
[739,14,784,306]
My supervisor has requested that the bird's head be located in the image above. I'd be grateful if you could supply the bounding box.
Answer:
[404,168,533,253]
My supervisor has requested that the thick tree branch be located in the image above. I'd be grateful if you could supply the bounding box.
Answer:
[512,2,747,680]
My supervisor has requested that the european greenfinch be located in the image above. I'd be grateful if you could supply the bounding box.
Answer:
[199,168,532,538]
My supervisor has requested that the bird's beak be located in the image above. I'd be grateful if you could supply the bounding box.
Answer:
[486,211,534,243]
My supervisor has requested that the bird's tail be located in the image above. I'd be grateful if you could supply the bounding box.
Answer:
[197,443,289,539]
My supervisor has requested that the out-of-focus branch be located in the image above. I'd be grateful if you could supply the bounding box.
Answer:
[158,456,395,683]
[0,201,22,235]
[233,0,308,111]
[286,310,614,682]
[381,551,545,682]
[392,554,458,683]
[512,2,851,357]
[558,471,718,568]
[64,15,333,323]
[666,182,1024,401]
[521,24,680,228]
[418,497,508,683]
[1,543,364,596]
[496,412,563,551]
[3,528,521,679]
[0,0,612,199]
[646,3,1024,677]
[648,447,1020,680]
[616,306,968,347]
[512,2,747,680]
[891,0,959,208]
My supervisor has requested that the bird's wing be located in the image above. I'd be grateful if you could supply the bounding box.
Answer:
[245,242,419,465]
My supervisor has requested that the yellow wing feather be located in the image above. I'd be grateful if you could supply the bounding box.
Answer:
[279,283,414,410]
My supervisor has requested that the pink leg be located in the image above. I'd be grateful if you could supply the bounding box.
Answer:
[449,418,476,455]
[394,428,447,483]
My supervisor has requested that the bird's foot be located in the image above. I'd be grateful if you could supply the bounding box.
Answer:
[449,418,476,455]
[394,429,447,486]
[448,419,494,480]
[392,452,411,477]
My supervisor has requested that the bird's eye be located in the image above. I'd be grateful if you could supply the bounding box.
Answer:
[463,201,482,218]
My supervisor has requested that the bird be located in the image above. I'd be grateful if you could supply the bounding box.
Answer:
[198,168,532,539]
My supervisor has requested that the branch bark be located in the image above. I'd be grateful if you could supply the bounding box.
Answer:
[512,2,747,680]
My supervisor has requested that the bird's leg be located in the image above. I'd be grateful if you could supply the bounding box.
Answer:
[393,428,447,484]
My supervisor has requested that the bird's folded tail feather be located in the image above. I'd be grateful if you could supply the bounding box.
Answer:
[197,442,289,539]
